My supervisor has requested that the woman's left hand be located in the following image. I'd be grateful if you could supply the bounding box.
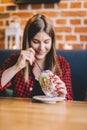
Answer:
[52,75,67,98]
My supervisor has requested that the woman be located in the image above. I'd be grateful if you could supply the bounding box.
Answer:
[0,14,73,100]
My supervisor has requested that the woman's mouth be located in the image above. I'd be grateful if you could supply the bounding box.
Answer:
[36,51,46,55]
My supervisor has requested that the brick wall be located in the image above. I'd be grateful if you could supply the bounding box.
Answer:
[0,0,87,49]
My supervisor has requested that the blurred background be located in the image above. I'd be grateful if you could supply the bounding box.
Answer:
[0,0,87,50]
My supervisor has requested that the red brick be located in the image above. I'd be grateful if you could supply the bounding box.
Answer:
[0,6,5,11]
[65,35,77,41]
[72,43,83,49]
[55,27,71,33]
[44,3,54,8]
[5,20,9,26]
[6,5,16,11]
[18,5,29,10]
[75,27,87,33]
[70,2,81,8]
[56,35,63,40]
[12,12,34,18]
[31,4,42,9]
[0,28,5,41]
[70,19,81,24]
[1,0,13,3]
[61,11,86,16]
[0,42,4,49]
[0,21,4,26]
[57,43,64,49]
[0,13,9,18]
[56,19,66,24]
[80,35,87,41]
[38,12,59,17]
[84,2,87,8]
[58,2,67,8]
[84,19,87,24]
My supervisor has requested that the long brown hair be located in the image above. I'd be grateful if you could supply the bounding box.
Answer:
[22,14,61,81]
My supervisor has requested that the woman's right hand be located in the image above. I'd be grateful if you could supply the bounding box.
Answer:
[15,48,35,70]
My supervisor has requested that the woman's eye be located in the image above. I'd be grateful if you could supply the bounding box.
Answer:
[44,41,49,44]
[33,40,39,44]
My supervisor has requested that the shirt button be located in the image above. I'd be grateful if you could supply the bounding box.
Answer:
[29,87,33,91]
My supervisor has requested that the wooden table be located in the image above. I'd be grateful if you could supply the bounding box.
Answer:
[0,97,87,130]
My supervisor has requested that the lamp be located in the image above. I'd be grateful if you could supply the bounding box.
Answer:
[5,16,23,49]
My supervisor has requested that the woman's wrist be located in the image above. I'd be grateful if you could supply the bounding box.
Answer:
[13,64,21,73]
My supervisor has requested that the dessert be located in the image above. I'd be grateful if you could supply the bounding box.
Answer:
[39,70,58,97]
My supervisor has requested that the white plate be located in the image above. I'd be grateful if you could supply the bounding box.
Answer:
[33,95,66,103]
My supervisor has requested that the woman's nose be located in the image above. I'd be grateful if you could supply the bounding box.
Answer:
[39,43,44,50]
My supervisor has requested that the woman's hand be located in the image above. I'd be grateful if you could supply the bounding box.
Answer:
[15,48,35,70]
[52,75,67,98]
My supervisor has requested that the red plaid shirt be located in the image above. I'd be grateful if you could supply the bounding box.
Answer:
[0,53,73,100]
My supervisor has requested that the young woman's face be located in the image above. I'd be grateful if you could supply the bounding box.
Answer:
[30,31,52,60]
